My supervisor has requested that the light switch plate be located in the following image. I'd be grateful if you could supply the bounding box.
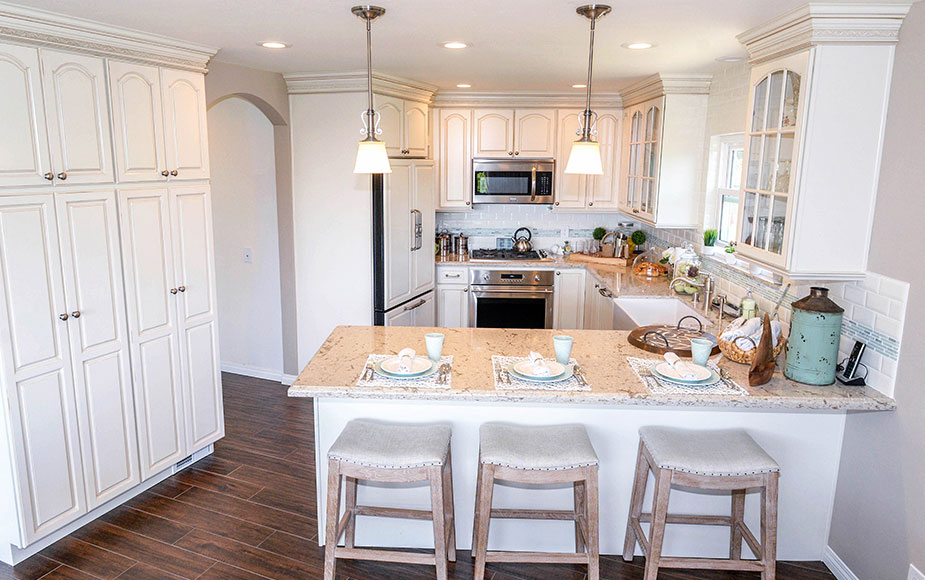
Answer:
[243,248,253,263]
[909,564,924,580]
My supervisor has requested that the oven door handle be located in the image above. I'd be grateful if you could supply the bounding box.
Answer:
[470,288,554,296]
[530,165,537,202]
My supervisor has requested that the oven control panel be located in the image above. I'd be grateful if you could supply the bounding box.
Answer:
[470,269,555,287]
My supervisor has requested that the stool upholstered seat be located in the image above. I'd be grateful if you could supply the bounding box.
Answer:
[639,426,779,477]
[328,419,451,469]
[479,423,599,471]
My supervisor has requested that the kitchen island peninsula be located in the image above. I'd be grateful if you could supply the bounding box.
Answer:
[289,325,893,561]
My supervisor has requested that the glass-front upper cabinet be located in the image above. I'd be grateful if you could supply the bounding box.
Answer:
[623,98,661,221]
[736,51,808,268]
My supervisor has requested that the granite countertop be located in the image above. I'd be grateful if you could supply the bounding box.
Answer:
[288,326,895,411]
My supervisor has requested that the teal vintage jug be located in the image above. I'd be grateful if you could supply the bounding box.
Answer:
[784,287,844,385]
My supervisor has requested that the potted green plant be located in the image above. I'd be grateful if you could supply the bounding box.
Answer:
[702,229,718,255]
[724,241,737,264]
[592,226,607,241]
[630,230,647,254]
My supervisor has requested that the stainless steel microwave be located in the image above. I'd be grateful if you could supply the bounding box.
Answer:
[472,159,554,204]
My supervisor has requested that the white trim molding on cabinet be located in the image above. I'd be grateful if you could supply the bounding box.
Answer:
[284,71,438,104]
[433,90,622,109]
[0,1,217,72]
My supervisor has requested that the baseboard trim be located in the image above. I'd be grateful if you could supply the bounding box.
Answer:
[282,374,297,386]
[221,362,285,383]
[823,545,860,580]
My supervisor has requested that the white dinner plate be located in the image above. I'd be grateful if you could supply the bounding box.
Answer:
[511,359,567,380]
[378,356,434,376]
[652,361,713,383]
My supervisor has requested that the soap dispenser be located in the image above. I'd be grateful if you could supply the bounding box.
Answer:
[741,289,758,319]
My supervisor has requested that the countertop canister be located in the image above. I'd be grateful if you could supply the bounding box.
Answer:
[784,287,844,385]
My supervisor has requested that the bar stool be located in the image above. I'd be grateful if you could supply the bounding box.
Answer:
[323,419,456,580]
[623,426,780,580]
[472,423,600,580]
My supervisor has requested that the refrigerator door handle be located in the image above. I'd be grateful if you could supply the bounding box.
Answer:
[411,209,423,251]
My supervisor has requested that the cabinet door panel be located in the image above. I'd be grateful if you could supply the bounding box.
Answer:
[437,109,471,209]
[383,163,413,309]
[55,190,138,507]
[384,306,414,327]
[40,50,114,185]
[0,195,85,544]
[108,61,166,183]
[553,270,585,329]
[515,109,556,157]
[473,109,514,157]
[0,44,51,187]
[437,285,469,327]
[411,162,435,296]
[118,188,186,478]
[554,110,587,209]
[161,69,209,180]
[170,186,222,450]
[587,110,621,209]
[375,95,403,157]
[404,101,428,157]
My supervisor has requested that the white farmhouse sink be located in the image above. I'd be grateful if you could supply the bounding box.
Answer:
[612,297,712,331]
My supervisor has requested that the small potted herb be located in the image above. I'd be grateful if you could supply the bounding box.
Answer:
[630,230,647,254]
[702,229,718,255]
[724,241,737,264]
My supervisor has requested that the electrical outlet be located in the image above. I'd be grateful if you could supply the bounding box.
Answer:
[243,248,252,263]
[909,564,924,580]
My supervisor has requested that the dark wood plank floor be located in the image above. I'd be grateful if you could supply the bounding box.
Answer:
[2,373,837,580]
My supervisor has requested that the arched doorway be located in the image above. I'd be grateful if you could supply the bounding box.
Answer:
[208,96,284,379]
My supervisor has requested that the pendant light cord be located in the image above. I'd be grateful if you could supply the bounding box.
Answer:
[580,13,597,141]
[365,16,375,139]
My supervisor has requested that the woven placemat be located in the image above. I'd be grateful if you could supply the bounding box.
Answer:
[355,354,453,389]
[491,356,590,392]
[627,357,748,396]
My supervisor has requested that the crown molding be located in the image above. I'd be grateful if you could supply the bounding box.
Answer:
[285,71,438,103]
[738,2,913,64]
[0,1,217,72]
[620,74,713,107]
[432,90,623,108]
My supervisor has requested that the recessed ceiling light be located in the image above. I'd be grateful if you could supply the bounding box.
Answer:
[442,41,469,49]
[572,84,587,88]
[716,56,745,63]
[622,42,654,50]
[259,41,290,49]
[456,83,472,88]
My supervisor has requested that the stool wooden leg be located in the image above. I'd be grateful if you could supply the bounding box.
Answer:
[473,463,495,580]
[730,488,745,559]
[573,479,586,553]
[429,465,449,580]
[644,468,672,580]
[761,473,779,580]
[623,439,649,561]
[343,476,357,549]
[586,466,600,580]
[471,460,483,555]
[443,451,457,563]
[323,459,342,580]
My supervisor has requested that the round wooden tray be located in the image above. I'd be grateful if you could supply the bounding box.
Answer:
[627,318,720,356]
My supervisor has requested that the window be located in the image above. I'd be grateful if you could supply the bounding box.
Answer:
[705,134,744,244]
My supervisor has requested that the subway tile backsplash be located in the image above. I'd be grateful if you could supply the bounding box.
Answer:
[437,205,908,398]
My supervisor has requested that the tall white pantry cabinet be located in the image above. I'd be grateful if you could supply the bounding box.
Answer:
[0,18,221,564]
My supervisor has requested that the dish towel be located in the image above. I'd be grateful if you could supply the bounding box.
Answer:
[627,357,748,396]
[356,354,453,389]
[491,355,590,392]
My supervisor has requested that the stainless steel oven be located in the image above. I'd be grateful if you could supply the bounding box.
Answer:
[469,269,555,329]
[472,159,554,204]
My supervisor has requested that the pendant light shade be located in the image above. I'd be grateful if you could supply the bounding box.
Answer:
[352,5,391,174]
[565,141,603,175]
[565,4,611,175]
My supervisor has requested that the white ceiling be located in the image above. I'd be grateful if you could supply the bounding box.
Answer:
[8,0,911,90]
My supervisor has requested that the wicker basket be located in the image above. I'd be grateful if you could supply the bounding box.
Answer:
[717,332,787,364]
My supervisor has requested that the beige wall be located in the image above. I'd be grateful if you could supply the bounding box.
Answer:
[205,61,299,378]
[828,3,925,578]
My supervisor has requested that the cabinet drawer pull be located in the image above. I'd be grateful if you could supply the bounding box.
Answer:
[445,273,461,278]
[403,298,426,311]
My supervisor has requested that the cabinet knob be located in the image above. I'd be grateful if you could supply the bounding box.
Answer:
[170,288,178,294]
[555,271,560,276]
[463,287,469,293]
[71,310,81,318]
[588,201,593,206]
[44,172,54,181]
[58,313,69,321]
[514,151,520,156]
[170,170,179,177]
[56,172,67,181]
[508,151,513,156]
[178,286,186,292]
[632,208,640,214]
[554,201,560,206]
[161,170,170,177]
[465,201,471,206]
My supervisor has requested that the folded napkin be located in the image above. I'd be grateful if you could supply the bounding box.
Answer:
[528,351,552,376]
[397,348,416,372]
[721,318,782,352]
[663,352,699,380]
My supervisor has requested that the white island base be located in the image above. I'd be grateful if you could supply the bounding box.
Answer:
[313,398,846,561]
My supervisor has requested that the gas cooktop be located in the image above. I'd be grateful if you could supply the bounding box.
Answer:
[469,249,549,261]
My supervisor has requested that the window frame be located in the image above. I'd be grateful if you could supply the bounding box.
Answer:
[706,133,745,248]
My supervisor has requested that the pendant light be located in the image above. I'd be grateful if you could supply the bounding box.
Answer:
[565,4,611,175]
[352,5,391,174]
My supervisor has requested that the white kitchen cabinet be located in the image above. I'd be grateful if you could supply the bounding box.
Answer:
[618,76,709,227]
[0,194,87,545]
[515,109,556,158]
[108,61,167,183]
[583,276,615,330]
[55,190,139,509]
[376,94,429,158]
[435,109,472,210]
[40,50,114,186]
[437,284,469,327]
[384,160,435,310]
[553,269,585,329]
[384,291,435,327]
[473,109,514,157]
[118,185,222,479]
[161,68,210,181]
[554,109,622,211]
[0,44,52,188]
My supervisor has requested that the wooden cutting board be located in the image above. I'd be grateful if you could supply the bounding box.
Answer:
[566,253,634,267]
